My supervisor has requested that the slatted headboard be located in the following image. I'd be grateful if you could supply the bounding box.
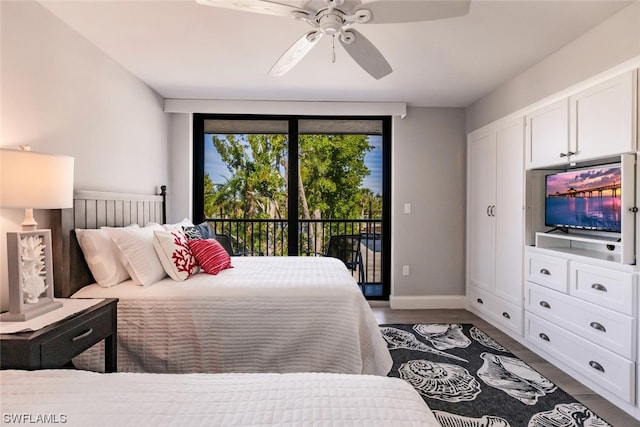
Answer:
[51,186,167,298]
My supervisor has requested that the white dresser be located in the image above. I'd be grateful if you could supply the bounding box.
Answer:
[524,245,637,405]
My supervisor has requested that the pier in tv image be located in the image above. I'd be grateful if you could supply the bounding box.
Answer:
[545,165,622,233]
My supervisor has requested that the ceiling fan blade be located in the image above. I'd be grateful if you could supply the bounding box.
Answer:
[359,0,471,24]
[269,31,322,77]
[338,29,392,80]
[196,0,306,17]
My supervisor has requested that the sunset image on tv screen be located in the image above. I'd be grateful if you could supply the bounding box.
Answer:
[545,165,621,232]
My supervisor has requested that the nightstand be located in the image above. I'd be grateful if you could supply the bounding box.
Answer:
[0,298,118,372]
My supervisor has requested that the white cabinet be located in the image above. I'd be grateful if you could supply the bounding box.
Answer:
[525,312,635,403]
[570,71,637,163]
[468,128,495,291]
[468,117,525,334]
[526,70,637,169]
[526,99,570,169]
[524,246,637,404]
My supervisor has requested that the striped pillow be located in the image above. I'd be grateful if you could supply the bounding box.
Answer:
[188,238,233,275]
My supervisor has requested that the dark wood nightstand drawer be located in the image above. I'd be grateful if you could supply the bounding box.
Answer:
[40,308,113,368]
[1,298,118,372]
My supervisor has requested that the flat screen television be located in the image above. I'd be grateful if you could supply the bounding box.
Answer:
[545,164,622,233]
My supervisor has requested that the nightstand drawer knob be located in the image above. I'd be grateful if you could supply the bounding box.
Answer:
[72,328,94,342]
[590,322,606,333]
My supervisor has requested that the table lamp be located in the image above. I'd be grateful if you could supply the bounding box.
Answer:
[0,146,74,321]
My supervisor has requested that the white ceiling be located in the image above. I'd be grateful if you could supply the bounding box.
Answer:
[39,0,634,107]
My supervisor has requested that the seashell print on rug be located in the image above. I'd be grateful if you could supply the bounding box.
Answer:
[380,324,611,427]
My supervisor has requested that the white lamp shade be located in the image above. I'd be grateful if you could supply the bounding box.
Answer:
[0,149,75,209]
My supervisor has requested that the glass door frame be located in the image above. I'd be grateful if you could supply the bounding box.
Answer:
[192,113,391,300]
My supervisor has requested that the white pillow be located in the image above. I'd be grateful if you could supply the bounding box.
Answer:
[75,226,138,288]
[153,229,199,281]
[158,218,193,231]
[103,223,166,286]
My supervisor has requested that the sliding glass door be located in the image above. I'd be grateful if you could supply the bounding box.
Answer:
[193,114,390,299]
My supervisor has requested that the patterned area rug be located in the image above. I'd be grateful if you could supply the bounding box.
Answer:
[380,324,611,427]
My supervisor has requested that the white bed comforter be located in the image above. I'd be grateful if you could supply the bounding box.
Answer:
[0,370,439,427]
[72,257,392,376]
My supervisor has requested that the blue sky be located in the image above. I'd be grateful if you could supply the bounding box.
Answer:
[363,135,383,195]
[204,134,383,194]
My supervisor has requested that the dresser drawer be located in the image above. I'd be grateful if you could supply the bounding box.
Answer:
[526,251,568,292]
[40,308,114,368]
[569,262,635,315]
[469,286,523,335]
[525,312,634,403]
[525,282,635,360]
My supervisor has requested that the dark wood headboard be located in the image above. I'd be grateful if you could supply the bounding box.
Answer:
[51,186,166,298]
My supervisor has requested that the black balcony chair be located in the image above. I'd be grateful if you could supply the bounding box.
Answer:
[213,234,263,256]
[311,234,365,284]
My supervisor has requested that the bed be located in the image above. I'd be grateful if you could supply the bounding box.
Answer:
[51,188,392,375]
[0,370,440,426]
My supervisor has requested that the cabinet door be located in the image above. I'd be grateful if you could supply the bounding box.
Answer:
[495,118,525,305]
[468,130,495,291]
[526,98,570,169]
[570,71,636,162]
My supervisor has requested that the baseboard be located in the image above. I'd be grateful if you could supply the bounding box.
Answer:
[389,295,466,309]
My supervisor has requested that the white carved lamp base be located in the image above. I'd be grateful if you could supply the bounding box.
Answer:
[1,230,62,322]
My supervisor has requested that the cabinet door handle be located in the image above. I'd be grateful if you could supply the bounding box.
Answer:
[559,152,568,158]
[589,360,605,373]
[476,298,484,304]
[539,301,551,309]
[590,322,606,333]
[490,205,496,217]
[72,328,94,342]
[539,268,551,276]
[486,206,491,216]
[591,283,607,292]
[502,312,511,319]
[539,333,550,342]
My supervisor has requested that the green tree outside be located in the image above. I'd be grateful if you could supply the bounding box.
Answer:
[204,133,382,254]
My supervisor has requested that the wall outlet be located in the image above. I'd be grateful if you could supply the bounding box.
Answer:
[403,203,411,214]
[402,265,410,276]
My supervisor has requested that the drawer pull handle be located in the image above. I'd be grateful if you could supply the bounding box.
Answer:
[589,361,605,373]
[539,333,550,342]
[539,268,551,276]
[591,283,607,292]
[590,322,606,333]
[539,301,551,309]
[477,298,484,304]
[502,312,511,319]
[72,328,94,342]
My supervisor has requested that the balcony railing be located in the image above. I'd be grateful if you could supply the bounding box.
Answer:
[206,218,383,297]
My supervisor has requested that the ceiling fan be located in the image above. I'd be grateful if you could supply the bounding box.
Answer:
[196,0,471,79]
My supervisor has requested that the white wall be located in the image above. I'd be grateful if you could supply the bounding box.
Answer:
[168,113,193,223]
[466,1,640,132]
[0,1,169,309]
[391,107,467,308]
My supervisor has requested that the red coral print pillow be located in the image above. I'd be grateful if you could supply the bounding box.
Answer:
[153,230,199,281]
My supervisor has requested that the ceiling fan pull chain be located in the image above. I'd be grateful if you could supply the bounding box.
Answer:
[332,35,336,63]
